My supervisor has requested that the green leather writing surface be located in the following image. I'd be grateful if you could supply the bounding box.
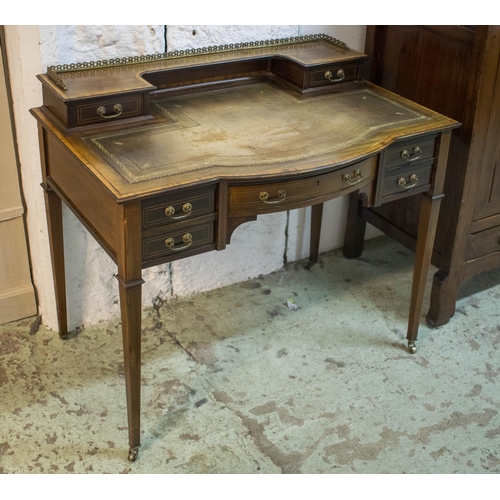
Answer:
[86,83,427,184]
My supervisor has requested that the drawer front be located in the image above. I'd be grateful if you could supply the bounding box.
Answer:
[228,158,375,217]
[374,133,438,205]
[467,225,500,261]
[385,135,436,167]
[381,160,434,199]
[76,95,143,126]
[142,187,216,230]
[310,63,359,87]
[142,220,215,261]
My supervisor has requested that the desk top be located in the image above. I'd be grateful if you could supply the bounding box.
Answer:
[33,81,458,202]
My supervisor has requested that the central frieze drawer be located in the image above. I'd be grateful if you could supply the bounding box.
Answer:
[228,158,375,217]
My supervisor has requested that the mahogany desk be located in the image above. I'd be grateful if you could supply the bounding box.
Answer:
[31,35,459,461]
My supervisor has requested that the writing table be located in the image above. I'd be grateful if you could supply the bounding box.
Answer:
[31,35,459,461]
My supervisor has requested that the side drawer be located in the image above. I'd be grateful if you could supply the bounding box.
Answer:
[142,186,216,230]
[72,93,145,127]
[466,225,500,261]
[380,160,434,201]
[384,135,436,167]
[374,133,438,206]
[142,218,215,262]
[228,158,376,217]
[310,63,360,87]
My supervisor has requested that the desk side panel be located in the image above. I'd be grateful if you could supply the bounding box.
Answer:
[42,128,120,259]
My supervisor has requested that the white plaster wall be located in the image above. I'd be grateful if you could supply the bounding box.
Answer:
[39,25,165,66]
[5,24,375,333]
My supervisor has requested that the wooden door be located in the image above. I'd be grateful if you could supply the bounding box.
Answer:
[0,28,37,324]
[364,25,479,262]
[472,26,500,222]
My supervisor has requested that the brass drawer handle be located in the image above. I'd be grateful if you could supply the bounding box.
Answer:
[164,202,193,220]
[165,233,193,251]
[97,103,123,119]
[397,174,419,189]
[401,146,422,161]
[324,69,345,82]
[259,189,287,204]
[342,169,363,186]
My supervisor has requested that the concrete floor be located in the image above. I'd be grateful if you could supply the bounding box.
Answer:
[1,236,500,474]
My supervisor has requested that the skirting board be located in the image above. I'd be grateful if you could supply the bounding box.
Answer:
[0,284,37,324]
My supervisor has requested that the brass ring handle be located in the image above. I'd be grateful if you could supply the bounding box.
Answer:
[165,233,193,251]
[401,146,422,161]
[397,174,419,189]
[164,202,193,220]
[342,169,364,186]
[259,189,287,204]
[97,103,123,119]
[324,69,345,82]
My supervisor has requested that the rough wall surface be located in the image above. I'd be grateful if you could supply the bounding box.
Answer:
[166,25,298,50]
[7,25,368,332]
[39,25,165,66]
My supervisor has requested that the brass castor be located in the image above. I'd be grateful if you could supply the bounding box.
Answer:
[128,447,139,462]
[408,342,417,354]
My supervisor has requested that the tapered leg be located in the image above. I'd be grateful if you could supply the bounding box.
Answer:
[116,201,144,461]
[406,193,443,353]
[343,192,367,259]
[116,274,143,462]
[308,203,324,266]
[43,185,68,339]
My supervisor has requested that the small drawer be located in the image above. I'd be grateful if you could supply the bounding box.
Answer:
[379,160,434,201]
[75,95,144,126]
[466,225,500,261]
[310,64,359,87]
[142,186,216,230]
[384,135,436,168]
[142,219,215,261]
[228,158,376,217]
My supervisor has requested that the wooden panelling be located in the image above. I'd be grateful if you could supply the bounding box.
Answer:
[0,218,37,323]
[0,29,37,324]
[467,224,500,261]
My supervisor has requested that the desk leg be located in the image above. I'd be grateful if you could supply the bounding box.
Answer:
[116,202,144,462]
[43,185,68,339]
[308,203,324,266]
[406,193,443,354]
[116,275,143,462]
[343,192,367,259]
